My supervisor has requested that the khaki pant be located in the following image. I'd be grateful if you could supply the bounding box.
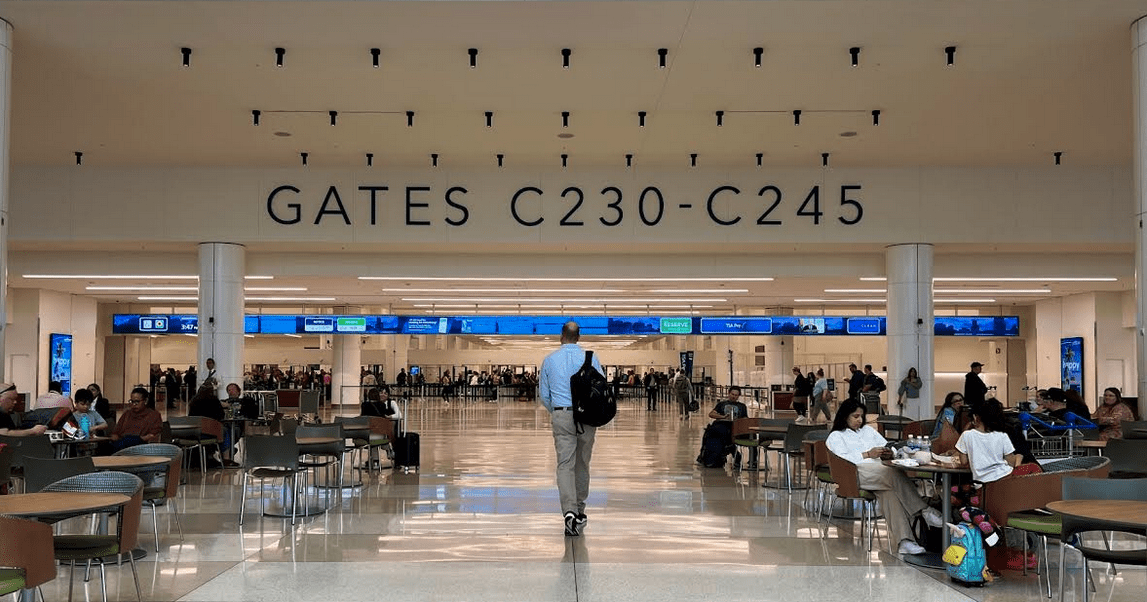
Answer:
[856,462,928,547]
[550,410,596,515]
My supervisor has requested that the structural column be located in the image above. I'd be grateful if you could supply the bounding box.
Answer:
[197,243,245,394]
[885,244,934,420]
[331,315,362,407]
[759,307,794,391]
[0,20,12,380]
[1132,17,1147,400]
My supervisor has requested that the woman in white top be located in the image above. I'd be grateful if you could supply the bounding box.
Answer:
[826,398,944,556]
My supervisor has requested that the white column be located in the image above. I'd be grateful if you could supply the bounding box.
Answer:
[886,244,934,420]
[0,20,12,380]
[761,307,794,390]
[332,330,361,407]
[1133,17,1147,400]
[197,243,245,394]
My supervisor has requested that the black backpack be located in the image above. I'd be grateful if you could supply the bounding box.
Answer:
[570,350,616,431]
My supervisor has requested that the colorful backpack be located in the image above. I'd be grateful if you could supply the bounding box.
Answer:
[943,522,991,586]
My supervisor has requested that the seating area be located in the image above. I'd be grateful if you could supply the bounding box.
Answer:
[1,400,1144,602]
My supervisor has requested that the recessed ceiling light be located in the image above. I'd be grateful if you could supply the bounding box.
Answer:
[557,133,575,139]
[839,131,858,137]
[273,131,292,137]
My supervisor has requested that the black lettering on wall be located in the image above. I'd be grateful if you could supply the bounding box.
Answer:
[314,186,351,225]
[405,186,431,226]
[444,186,469,226]
[511,187,544,226]
[358,186,389,226]
[267,185,302,225]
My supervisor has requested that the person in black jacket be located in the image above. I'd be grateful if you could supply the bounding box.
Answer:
[791,367,812,419]
[847,363,865,402]
[87,383,114,423]
[964,362,989,407]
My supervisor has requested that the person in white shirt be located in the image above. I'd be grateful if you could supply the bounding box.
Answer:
[33,381,71,410]
[954,401,1021,483]
[826,398,944,556]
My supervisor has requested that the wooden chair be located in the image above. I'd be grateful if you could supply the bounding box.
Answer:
[43,471,146,602]
[983,456,1111,597]
[113,443,184,552]
[0,515,57,599]
[826,449,883,552]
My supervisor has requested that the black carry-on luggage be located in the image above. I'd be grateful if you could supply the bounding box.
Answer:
[393,398,419,472]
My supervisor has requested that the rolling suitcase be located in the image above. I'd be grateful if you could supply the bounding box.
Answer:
[393,399,419,472]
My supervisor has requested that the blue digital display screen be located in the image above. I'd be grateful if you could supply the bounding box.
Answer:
[49,333,72,395]
[111,314,1020,337]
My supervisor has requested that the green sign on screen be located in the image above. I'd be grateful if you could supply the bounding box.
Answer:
[659,317,693,334]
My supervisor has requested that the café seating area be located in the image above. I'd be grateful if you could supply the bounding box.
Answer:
[1,399,1144,602]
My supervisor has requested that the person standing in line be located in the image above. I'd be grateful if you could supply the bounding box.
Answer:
[847,363,865,402]
[897,367,922,414]
[964,362,988,408]
[809,368,833,424]
[672,368,693,420]
[791,366,812,422]
[644,370,659,411]
[539,321,603,537]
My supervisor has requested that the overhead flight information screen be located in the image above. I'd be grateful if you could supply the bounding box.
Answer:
[113,314,1019,337]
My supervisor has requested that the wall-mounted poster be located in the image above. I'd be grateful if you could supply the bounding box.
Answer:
[49,333,73,395]
[1060,337,1083,395]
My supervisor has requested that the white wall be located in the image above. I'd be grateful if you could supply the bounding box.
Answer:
[2,288,98,397]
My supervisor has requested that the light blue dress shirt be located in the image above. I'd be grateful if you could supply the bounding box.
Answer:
[539,343,604,412]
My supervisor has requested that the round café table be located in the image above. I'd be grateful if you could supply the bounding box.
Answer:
[259,436,339,519]
[885,459,972,570]
[1046,499,1147,530]
[0,492,131,602]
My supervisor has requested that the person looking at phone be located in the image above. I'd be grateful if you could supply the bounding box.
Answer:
[826,398,944,557]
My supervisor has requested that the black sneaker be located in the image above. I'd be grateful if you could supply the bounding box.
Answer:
[576,513,587,529]
[564,512,580,536]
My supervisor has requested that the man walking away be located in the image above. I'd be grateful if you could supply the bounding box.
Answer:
[539,321,603,537]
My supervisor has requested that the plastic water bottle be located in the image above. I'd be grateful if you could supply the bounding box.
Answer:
[907,435,917,451]
[78,414,90,438]
[921,437,932,454]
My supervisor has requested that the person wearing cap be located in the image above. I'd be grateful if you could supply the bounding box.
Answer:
[964,361,989,408]
[0,382,48,436]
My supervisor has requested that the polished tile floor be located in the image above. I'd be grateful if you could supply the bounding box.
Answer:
[34,398,1146,601]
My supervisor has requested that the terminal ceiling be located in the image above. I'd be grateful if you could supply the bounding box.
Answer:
[0,0,1141,321]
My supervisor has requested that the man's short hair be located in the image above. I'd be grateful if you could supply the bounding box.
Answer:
[848,363,857,369]
[864,364,872,371]
[130,387,150,400]
[561,321,581,342]
[729,386,742,394]
[73,388,94,404]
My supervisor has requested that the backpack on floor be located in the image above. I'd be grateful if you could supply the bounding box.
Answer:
[943,522,990,586]
[698,424,729,468]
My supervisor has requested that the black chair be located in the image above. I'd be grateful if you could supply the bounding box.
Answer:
[778,423,826,492]
[239,435,306,526]
[1104,438,1147,479]
[0,434,54,493]
[22,455,96,494]
[1058,476,1147,602]
[1121,420,1147,439]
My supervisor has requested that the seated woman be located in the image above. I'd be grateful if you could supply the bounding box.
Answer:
[951,399,1040,569]
[361,386,396,417]
[931,391,965,439]
[1093,386,1134,440]
[826,398,944,556]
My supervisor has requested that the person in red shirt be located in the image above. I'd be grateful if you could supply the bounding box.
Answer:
[110,387,162,451]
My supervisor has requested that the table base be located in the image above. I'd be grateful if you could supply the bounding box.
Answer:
[901,551,946,570]
[98,547,147,564]
[261,504,328,518]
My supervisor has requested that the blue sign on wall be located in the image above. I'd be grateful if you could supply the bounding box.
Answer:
[49,333,72,395]
[112,314,1020,337]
